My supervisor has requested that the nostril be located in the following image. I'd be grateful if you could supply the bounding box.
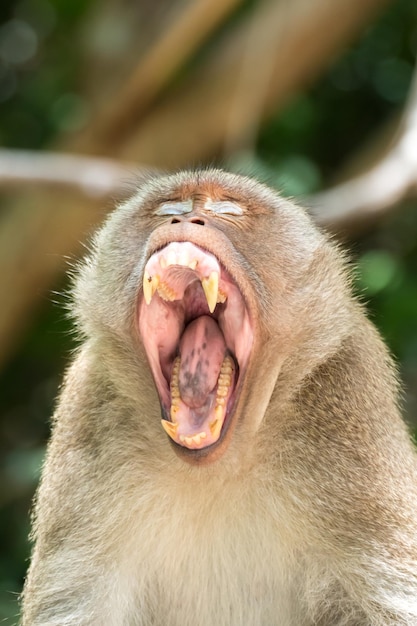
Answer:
[170,216,205,226]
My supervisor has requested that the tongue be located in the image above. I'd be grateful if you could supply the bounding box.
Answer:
[178,315,226,409]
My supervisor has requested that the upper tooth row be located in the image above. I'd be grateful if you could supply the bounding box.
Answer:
[153,242,217,274]
[159,251,199,270]
[143,269,223,313]
[142,242,227,312]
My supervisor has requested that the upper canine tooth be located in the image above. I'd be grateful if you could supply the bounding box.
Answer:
[202,271,219,313]
[143,272,159,305]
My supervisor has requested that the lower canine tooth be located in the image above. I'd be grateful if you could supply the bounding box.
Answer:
[161,419,178,440]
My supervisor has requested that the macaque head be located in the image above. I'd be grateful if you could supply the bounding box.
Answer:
[74,170,352,464]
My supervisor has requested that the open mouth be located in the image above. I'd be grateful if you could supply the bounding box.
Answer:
[138,241,253,452]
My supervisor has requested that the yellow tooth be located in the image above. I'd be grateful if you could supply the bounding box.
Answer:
[189,259,198,270]
[209,412,223,439]
[161,419,178,440]
[216,356,234,403]
[170,358,181,408]
[157,281,176,301]
[178,431,208,447]
[215,404,224,420]
[143,273,152,304]
[172,356,180,374]
[170,381,180,395]
[170,404,179,420]
[221,356,234,374]
[217,289,227,304]
[202,271,219,313]
[143,272,159,305]
[171,358,180,392]
[159,256,167,269]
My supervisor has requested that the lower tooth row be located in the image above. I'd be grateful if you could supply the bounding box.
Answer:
[215,356,234,405]
[179,432,207,446]
[220,356,234,374]
[164,355,234,445]
[209,357,234,439]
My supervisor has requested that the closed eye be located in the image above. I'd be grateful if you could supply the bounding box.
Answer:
[155,199,244,217]
[206,200,243,216]
[156,200,193,216]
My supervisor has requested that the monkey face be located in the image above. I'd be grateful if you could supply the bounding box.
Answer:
[79,170,337,464]
[134,178,267,463]
[132,170,322,464]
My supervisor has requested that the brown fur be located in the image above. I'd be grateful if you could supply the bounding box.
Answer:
[22,170,417,625]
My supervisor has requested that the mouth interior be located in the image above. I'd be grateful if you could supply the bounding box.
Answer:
[138,241,253,451]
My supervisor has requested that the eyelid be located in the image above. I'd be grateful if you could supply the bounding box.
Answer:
[155,199,244,217]
[205,200,243,216]
[156,200,193,216]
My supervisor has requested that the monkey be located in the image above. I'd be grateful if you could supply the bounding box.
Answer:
[22,169,417,625]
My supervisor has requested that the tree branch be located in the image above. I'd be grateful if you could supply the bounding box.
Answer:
[117,0,392,167]
[0,149,142,197]
[307,67,417,234]
[77,0,244,152]
[0,0,397,370]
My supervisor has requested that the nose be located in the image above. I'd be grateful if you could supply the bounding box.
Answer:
[171,215,206,226]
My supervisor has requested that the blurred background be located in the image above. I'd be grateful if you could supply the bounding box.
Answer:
[0,0,417,622]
